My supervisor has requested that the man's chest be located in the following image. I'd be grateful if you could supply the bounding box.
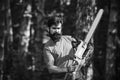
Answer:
[51,40,73,58]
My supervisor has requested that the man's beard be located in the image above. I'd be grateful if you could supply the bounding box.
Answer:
[50,32,61,42]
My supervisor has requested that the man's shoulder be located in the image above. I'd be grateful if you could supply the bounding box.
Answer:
[62,35,72,39]
[62,35,75,41]
[44,39,53,48]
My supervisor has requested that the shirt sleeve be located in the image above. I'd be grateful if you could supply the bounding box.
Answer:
[43,47,55,67]
[43,46,68,73]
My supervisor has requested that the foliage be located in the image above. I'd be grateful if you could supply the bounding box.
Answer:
[74,0,97,40]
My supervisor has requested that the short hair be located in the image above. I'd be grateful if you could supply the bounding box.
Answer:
[47,13,63,27]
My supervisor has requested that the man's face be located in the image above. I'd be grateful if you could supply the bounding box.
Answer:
[49,23,62,34]
[49,23,62,42]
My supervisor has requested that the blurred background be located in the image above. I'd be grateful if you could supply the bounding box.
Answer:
[0,0,120,80]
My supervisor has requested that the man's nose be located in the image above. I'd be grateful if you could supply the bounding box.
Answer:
[55,29,59,32]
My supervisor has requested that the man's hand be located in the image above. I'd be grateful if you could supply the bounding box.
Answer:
[68,53,76,60]
[88,43,94,51]
[67,66,76,73]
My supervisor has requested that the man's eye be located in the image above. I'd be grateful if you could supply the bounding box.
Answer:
[53,28,57,29]
[52,28,60,29]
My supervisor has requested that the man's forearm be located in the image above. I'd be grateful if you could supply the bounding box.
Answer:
[48,66,68,73]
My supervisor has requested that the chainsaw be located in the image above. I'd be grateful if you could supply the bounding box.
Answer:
[64,9,104,80]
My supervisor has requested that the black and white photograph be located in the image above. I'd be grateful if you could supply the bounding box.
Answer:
[0,0,120,80]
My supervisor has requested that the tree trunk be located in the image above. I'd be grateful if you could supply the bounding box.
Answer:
[106,0,118,80]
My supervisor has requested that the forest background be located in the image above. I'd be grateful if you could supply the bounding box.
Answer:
[0,0,120,80]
